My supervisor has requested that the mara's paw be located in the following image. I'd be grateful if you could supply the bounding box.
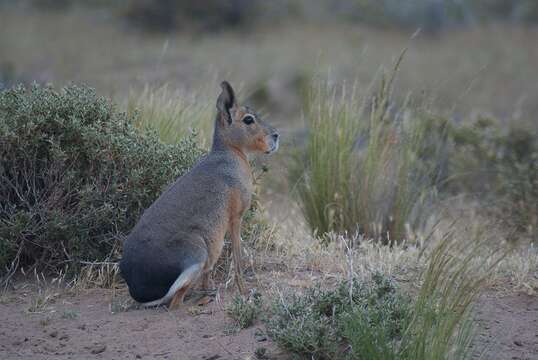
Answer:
[184,289,217,308]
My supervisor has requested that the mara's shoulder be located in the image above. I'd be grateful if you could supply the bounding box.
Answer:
[198,151,240,167]
[188,151,239,176]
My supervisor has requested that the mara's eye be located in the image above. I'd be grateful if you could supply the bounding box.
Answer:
[242,114,255,125]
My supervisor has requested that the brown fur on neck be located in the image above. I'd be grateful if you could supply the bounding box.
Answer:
[229,145,249,165]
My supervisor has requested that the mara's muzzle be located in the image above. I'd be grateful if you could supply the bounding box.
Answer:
[265,133,279,154]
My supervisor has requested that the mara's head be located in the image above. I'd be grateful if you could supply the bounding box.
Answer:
[214,81,279,155]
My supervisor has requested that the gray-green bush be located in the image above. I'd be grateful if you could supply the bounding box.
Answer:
[265,274,411,359]
[226,290,263,329]
[448,117,538,241]
[0,84,203,279]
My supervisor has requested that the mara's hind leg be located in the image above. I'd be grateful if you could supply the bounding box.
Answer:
[169,285,190,309]
[166,263,203,310]
[201,272,215,292]
[190,272,216,306]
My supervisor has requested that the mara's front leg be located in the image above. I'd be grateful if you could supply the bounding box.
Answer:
[201,272,213,291]
[230,215,247,295]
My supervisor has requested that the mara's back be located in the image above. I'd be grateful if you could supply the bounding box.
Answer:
[120,151,246,302]
[119,81,279,306]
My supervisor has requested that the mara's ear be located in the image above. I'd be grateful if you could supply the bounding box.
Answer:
[216,81,236,125]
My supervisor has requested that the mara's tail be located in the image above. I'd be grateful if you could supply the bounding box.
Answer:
[140,263,202,307]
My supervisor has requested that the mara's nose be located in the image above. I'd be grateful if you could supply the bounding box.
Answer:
[272,133,279,141]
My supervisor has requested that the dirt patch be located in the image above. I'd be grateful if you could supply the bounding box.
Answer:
[0,286,286,360]
[473,291,538,360]
[1,282,537,360]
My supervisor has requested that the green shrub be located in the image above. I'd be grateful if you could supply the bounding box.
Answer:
[0,84,203,278]
[265,274,411,359]
[265,288,340,359]
[449,117,538,241]
[226,290,263,329]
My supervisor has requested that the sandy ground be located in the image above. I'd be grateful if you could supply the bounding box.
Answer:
[0,284,287,360]
[1,282,537,360]
[473,291,538,360]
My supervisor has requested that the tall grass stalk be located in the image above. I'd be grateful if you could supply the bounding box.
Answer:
[294,55,441,240]
[127,84,213,147]
[295,80,362,236]
[400,228,506,360]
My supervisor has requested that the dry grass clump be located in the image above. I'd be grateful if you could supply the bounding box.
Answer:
[72,261,121,290]
[403,229,505,360]
[127,84,214,147]
[291,51,536,247]
[291,54,443,241]
[266,199,535,296]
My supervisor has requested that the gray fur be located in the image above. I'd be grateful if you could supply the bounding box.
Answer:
[120,81,278,306]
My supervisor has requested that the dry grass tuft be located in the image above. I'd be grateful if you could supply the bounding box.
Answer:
[127,84,214,147]
[72,261,122,290]
[263,198,535,297]
[291,52,443,241]
[27,288,59,314]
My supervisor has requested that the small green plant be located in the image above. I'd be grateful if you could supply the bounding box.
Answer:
[398,228,505,360]
[226,289,263,329]
[223,323,241,336]
[339,275,411,360]
[265,274,409,360]
[254,346,268,359]
[109,294,133,314]
[61,309,79,319]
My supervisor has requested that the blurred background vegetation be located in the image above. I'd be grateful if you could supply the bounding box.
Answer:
[1,0,536,268]
[1,3,536,358]
[12,0,538,33]
[3,0,538,114]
